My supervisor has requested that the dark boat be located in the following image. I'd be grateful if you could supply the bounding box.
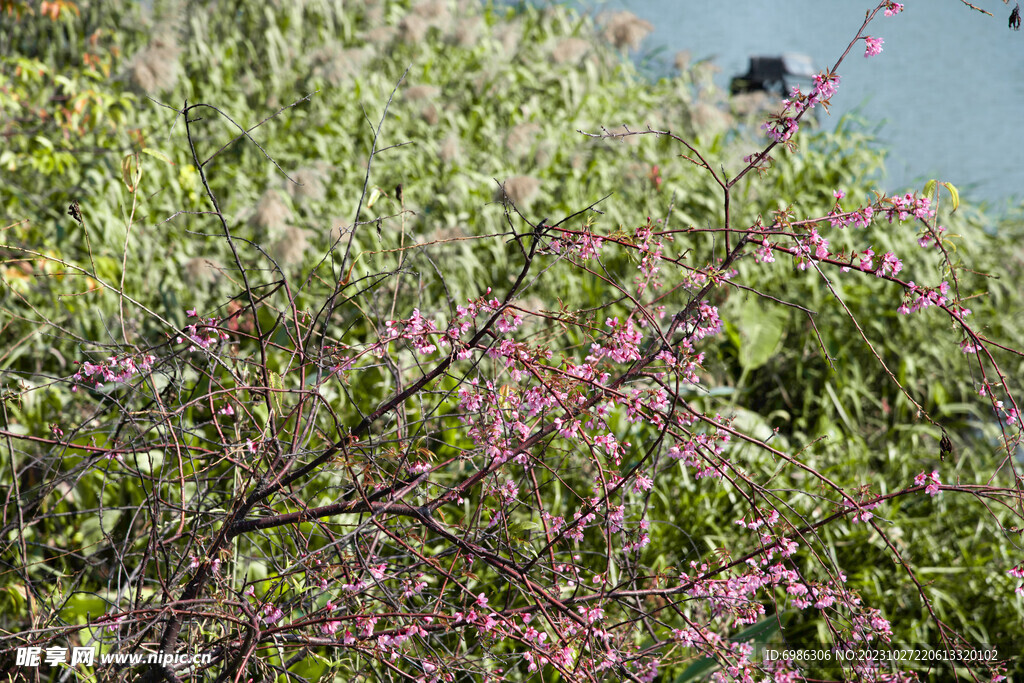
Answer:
[729,53,815,97]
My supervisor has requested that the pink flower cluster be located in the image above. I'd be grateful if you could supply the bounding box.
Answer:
[916,224,948,249]
[793,228,830,270]
[1009,564,1024,596]
[378,292,532,362]
[384,308,442,356]
[828,204,875,230]
[896,280,957,315]
[631,222,667,293]
[753,239,776,263]
[829,192,934,234]
[588,316,643,364]
[883,193,935,223]
[863,36,884,57]
[547,229,604,261]
[851,608,894,643]
[982,387,1021,427]
[401,576,428,598]
[260,604,285,625]
[762,72,841,143]
[177,309,229,350]
[667,422,732,480]
[71,352,155,391]
[914,470,942,496]
[843,247,903,278]
[735,509,780,530]
[842,498,880,523]
[876,250,903,277]
[681,555,851,627]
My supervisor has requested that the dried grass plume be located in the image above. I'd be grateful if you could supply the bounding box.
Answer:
[270,226,310,267]
[288,167,327,203]
[599,11,653,50]
[128,34,181,93]
[550,37,590,65]
[505,122,540,159]
[250,190,291,233]
[494,176,540,207]
[439,135,462,164]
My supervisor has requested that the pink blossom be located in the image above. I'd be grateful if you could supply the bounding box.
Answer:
[358,615,378,637]
[754,242,776,263]
[637,659,659,683]
[859,248,875,271]
[495,309,524,334]
[812,73,840,100]
[844,499,879,523]
[914,470,942,496]
[261,605,284,624]
[401,579,427,598]
[864,36,884,57]
[878,251,902,277]
[762,115,799,143]
[72,353,156,389]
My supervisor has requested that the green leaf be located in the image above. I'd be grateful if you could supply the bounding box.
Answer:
[61,593,108,625]
[269,371,285,413]
[733,296,786,371]
[923,179,960,213]
[121,152,140,191]
[367,186,384,208]
[141,147,175,165]
[731,614,783,644]
[941,181,960,213]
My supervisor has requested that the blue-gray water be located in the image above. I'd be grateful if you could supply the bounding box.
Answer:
[572,0,1024,208]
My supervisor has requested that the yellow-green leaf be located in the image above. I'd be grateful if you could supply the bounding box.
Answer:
[141,147,175,165]
[367,186,384,209]
[941,181,960,213]
[121,153,141,192]
[923,179,960,213]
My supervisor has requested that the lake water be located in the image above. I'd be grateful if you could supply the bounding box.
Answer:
[569,0,1024,208]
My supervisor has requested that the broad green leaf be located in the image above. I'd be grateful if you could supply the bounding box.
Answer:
[141,147,174,165]
[733,296,786,371]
